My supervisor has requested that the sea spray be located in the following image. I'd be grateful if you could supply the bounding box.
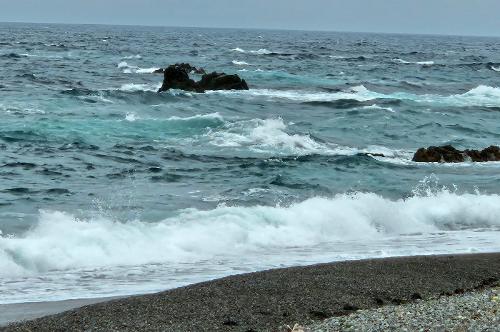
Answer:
[2,188,499,277]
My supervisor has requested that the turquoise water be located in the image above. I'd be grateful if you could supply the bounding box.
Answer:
[0,23,499,303]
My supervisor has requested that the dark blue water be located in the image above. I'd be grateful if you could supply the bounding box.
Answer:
[0,23,499,303]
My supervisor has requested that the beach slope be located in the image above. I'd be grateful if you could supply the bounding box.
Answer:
[3,253,500,332]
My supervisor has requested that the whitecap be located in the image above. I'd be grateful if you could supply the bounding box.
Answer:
[230,48,273,55]
[202,117,390,157]
[205,118,331,155]
[362,104,395,112]
[118,61,159,74]
[134,67,161,74]
[210,85,500,107]
[117,61,130,69]
[250,48,273,55]
[208,85,378,103]
[230,47,246,53]
[393,58,434,65]
[125,112,138,121]
[232,60,250,66]
[167,112,224,122]
[118,83,161,92]
[122,54,142,59]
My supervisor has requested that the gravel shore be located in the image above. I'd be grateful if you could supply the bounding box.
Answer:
[307,286,500,332]
[2,253,500,332]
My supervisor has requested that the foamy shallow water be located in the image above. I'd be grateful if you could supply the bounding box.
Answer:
[1,190,500,303]
[0,23,499,303]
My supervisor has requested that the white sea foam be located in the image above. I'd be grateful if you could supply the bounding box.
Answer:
[134,67,160,74]
[167,112,224,122]
[230,47,246,53]
[122,54,142,59]
[1,190,499,279]
[492,66,500,72]
[362,104,395,112]
[230,48,273,55]
[439,85,500,107]
[210,86,377,103]
[250,48,273,55]
[205,118,336,155]
[232,60,251,66]
[119,83,161,92]
[118,61,159,74]
[117,61,130,68]
[202,117,411,159]
[212,85,500,107]
[121,112,224,124]
[393,58,434,65]
[125,112,138,121]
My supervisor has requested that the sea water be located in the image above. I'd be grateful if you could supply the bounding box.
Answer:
[0,23,499,303]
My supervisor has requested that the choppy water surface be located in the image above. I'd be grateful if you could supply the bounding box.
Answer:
[0,23,499,303]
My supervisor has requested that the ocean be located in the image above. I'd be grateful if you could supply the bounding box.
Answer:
[0,23,499,304]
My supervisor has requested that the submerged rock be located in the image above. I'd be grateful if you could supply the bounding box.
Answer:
[413,145,500,162]
[157,63,248,93]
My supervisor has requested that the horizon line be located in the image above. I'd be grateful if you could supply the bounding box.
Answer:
[1,20,500,39]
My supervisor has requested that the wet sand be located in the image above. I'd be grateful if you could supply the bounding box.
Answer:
[0,297,121,327]
[2,253,500,331]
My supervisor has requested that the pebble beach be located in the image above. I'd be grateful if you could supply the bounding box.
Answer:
[2,253,499,332]
[307,286,500,332]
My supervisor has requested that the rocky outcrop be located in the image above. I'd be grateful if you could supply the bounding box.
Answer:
[413,145,500,162]
[157,64,249,93]
[154,63,205,75]
[197,72,249,91]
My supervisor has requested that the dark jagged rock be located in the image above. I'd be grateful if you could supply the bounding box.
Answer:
[198,72,249,91]
[465,145,500,162]
[413,145,464,163]
[159,64,201,92]
[176,63,206,75]
[154,63,205,75]
[158,63,248,93]
[413,145,500,163]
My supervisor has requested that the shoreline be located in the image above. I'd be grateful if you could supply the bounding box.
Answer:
[2,253,500,331]
[0,297,122,327]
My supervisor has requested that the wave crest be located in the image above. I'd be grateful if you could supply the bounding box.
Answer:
[1,190,499,277]
[212,85,500,107]
[117,61,160,74]
[393,58,435,65]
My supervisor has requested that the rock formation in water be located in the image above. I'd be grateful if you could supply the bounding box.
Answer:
[157,63,249,93]
[412,145,500,162]
[154,63,205,75]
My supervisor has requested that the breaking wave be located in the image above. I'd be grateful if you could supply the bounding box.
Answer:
[230,48,274,55]
[1,189,499,277]
[118,61,160,74]
[213,85,500,107]
[205,118,332,155]
[393,58,435,65]
[232,60,251,66]
[122,54,142,59]
[118,83,161,92]
[203,117,407,159]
